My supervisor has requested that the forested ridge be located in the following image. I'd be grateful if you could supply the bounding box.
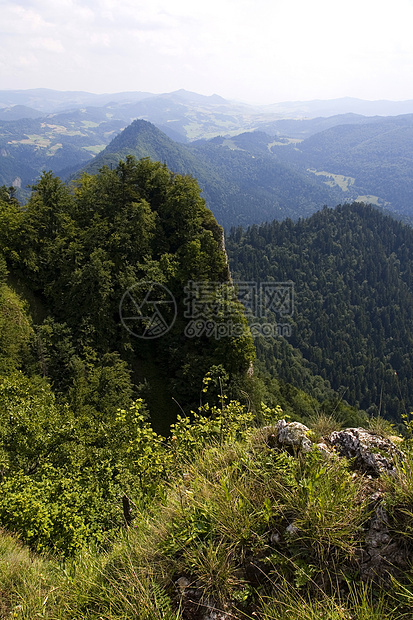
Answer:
[81,119,337,228]
[228,202,413,421]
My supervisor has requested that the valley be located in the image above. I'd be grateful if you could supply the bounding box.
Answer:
[1,89,413,226]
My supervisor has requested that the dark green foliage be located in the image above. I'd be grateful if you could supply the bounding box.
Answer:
[228,203,413,420]
[0,188,23,277]
[4,157,255,426]
[0,284,33,375]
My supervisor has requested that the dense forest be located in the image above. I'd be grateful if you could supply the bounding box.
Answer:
[228,202,413,421]
[0,156,258,426]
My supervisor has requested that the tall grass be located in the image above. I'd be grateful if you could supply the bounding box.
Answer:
[259,579,396,620]
[1,420,412,619]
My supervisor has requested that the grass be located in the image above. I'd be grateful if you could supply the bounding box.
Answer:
[307,412,342,442]
[307,169,355,191]
[356,195,383,206]
[259,579,395,620]
[366,414,396,439]
[1,415,413,619]
[83,144,107,154]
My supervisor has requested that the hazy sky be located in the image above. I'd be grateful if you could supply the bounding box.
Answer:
[1,0,413,104]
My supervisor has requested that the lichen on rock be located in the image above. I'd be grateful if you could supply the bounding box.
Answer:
[275,419,313,452]
[328,428,403,476]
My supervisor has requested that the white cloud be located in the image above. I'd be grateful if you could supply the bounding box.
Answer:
[0,0,413,102]
[30,37,65,53]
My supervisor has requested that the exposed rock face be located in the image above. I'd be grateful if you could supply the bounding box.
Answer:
[175,577,233,620]
[275,419,312,452]
[359,494,409,582]
[262,422,403,476]
[328,428,403,476]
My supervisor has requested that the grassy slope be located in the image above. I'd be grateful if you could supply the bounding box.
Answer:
[1,409,413,620]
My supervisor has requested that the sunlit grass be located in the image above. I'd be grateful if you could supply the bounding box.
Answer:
[0,414,412,620]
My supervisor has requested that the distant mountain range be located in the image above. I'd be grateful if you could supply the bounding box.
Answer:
[76,115,413,227]
[2,88,413,118]
[78,119,338,228]
[1,88,413,226]
[261,96,413,118]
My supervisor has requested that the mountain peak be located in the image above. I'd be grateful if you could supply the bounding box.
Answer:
[161,89,227,104]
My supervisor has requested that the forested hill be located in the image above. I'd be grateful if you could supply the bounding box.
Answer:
[0,158,256,432]
[79,119,338,228]
[227,203,413,420]
[284,114,413,221]
[80,119,201,177]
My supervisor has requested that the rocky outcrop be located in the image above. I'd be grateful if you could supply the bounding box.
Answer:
[275,419,312,452]
[359,493,409,582]
[175,577,233,620]
[328,428,403,476]
[174,422,410,617]
[261,421,404,478]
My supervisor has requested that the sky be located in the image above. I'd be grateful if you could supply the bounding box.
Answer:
[1,0,413,105]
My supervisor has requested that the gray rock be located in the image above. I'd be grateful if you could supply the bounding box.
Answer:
[359,499,408,581]
[175,576,191,592]
[286,522,300,537]
[328,428,403,476]
[276,419,313,452]
[269,529,281,545]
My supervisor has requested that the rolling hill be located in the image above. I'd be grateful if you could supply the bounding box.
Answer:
[78,119,342,228]
[1,89,413,227]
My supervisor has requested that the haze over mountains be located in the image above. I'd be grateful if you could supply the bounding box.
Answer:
[1,88,413,227]
[3,88,413,118]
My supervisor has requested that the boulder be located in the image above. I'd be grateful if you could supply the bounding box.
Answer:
[276,419,312,452]
[359,495,408,581]
[328,428,403,476]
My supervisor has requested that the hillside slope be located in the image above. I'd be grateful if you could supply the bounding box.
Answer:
[274,114,413,220]
[228,203,413,420]
[1,410,413,619]
[79,119,341,228]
